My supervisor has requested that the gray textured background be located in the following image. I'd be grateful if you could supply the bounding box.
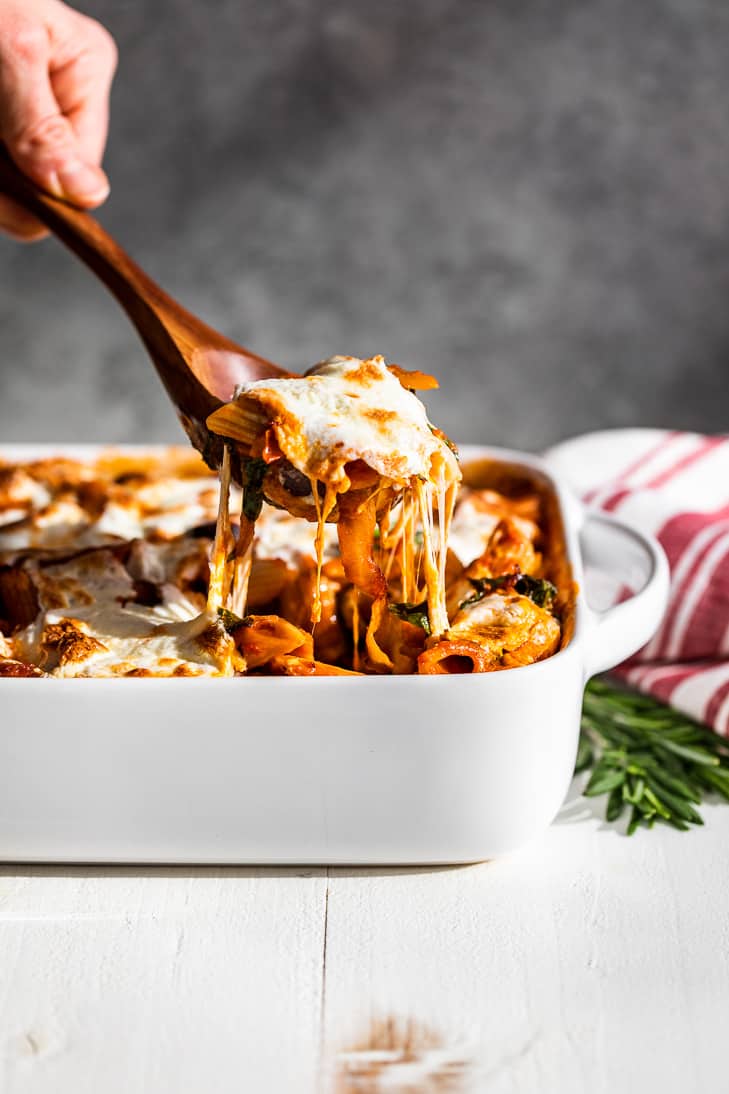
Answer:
[0,0,727,451]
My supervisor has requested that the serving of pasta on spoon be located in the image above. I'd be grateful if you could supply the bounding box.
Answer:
[205,354,462,672]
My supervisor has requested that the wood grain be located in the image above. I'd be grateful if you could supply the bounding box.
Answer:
[321,798,729,1092]
[0,794,728,1092]
[0,867,327,1093]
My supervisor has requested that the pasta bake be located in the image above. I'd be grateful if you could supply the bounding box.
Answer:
[0,357,572,678]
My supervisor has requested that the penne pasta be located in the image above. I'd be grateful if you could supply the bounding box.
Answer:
[0,358,572,678]
[466,518,541,580]
[278,559,348,666]
[231,614,314,670]
[247,558,293,608]
[418,639,494,674]
[205,398,268,448]
[387,364,439,391]
[369,608,427,675]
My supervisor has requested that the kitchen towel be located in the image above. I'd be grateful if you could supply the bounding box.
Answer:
[546,429,729,736]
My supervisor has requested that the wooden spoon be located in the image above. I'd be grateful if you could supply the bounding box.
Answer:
[0,145,292,473]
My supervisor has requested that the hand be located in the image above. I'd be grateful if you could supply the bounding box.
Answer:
[0,0,117,241]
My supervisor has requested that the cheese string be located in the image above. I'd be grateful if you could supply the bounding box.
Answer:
[414,477,451,638]
[309,479,338,625]
[207,445,233,614]
[352,593,361,672]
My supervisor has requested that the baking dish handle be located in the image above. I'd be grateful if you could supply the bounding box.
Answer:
[579,510,670,679]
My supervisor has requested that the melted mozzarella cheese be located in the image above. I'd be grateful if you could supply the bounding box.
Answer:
[449,592,560,664]
[446,496,502,568]
[0,467,52,510]
[449,592,529,642]
[0,462,225,553]
[447,491,540,568]
[233,355,459,488]
[46,608,235,678]
[13,549,238,677]
[253,506,338,566]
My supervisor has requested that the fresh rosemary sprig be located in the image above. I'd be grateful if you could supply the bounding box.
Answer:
[578,678,729,834]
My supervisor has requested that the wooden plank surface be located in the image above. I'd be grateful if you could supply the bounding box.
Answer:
[322,797,729,1091]
[1,791,728,1093]
[0,867,328,1094]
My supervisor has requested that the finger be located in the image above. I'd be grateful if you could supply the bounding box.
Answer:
[0,22,109,206]
[0,194,48,241]
[50,18,117,166]
[62,97,109,169]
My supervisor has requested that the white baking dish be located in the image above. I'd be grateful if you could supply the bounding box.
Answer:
[0,444,669,864]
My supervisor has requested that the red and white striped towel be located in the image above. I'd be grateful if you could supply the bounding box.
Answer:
[545,429,729,736]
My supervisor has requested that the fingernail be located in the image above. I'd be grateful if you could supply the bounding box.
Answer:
[55,162,110,204]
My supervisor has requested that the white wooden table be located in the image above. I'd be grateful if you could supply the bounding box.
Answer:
[1,781,727,1093]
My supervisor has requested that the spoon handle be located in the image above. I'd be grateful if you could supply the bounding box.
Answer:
[0,144,286,468]
[0,144,189,334]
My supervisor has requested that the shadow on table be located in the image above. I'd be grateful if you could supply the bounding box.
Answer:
[554,774,627,835]
[0,861,474,881]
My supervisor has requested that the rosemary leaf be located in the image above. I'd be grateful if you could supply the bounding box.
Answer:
[606,785,625,822]
[578,678,729,835]
[584,764,625,797]
[574,735,594,774]
[623,776,645,805]
[627,807,643,836]
[653,739,720,766]
[695,767,729,802]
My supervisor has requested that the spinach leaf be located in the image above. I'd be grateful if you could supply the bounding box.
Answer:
[514,575,557,610]
[217,607,252,634]
[388,600,431,635]
[242,457,268,522]
[460,574,517,608]
[461,573,556,611]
